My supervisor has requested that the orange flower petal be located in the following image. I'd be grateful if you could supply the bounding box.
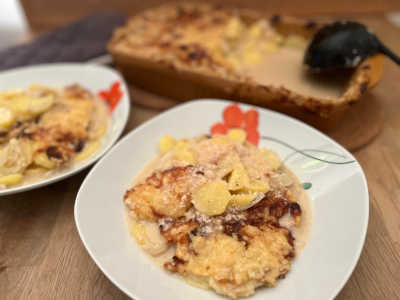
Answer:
[246,128,260,146]
[223,104,244,128]
[244,109,259,129]
[211,122,228,135]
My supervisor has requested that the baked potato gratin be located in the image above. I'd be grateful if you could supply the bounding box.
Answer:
[110,2,307,77]
[124,131,311,299]
[0,84,109,189]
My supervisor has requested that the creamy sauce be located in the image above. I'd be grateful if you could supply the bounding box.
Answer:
[130,156,164,186]
[243,47,352,99]
[125,155,176,266]
[280,166,312,254]
[125,211,175,267]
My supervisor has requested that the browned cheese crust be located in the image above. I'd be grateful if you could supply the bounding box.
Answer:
[125,168,303,298]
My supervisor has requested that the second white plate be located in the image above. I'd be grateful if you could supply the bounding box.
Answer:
[0,63,130,196]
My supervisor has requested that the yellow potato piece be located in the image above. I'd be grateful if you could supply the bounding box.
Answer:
[130,223,149,245]
[228,163,250,191]
[28,84,56,95]
[0,173,23,186]
[261,148,281,170]
[227,128,247,143]
[0,89,24,101]
[249,22,263,38]
[33,152,56,169]
[174,141,196,164]
[5,94,54,123]
[92,125,107,139]
[159,135,176,154]
[8,96,31,115]
[230,193,257,207]
[28,96,54,115]
[247,179,270,193]
[216,152,241,179]
[75,141,100,162]
[24,167,47,176]
[224,17,244,40]
[193,180,231,216]
[0,107,15,128]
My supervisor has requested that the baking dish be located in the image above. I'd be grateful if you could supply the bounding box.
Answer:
[108,2,383,129]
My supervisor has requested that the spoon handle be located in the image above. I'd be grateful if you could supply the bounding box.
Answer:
[379,43,400,66]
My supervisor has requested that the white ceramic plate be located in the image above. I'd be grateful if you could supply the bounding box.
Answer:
[0,63,130,196]
[75,100,368,300]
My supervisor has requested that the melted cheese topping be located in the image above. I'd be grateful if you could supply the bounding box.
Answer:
[0,84,109,189]
[124,132,312,299]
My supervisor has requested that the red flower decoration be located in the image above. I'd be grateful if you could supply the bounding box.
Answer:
[210,122,228,135]
[244,109,258,129]
[223,104,244,128]
[98,81,123,113]
[210,103,260,145]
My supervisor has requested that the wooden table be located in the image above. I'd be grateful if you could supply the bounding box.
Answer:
[1,15,400,300]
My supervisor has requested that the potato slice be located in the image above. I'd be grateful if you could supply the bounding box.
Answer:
[216,152,241,179]
[228,162,250,191]
[174,141,196,164]
[75,141,100,162]
[0,173,23,186]
[0,139,33,175]
[0,107,15,128]
[34,152,56,169]
[24,167,47,176]
[130,223,149,245]
[159,135,176,154]
[193,180,230,216]
[224,17,245,40]
[230,193,257,207]
[247,179,270,193]
[261,148,281,171]
[28,95,54,115]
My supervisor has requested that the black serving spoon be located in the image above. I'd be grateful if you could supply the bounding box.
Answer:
[304,21,400,72]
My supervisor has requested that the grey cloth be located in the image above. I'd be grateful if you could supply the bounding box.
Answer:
[0,11,126,71]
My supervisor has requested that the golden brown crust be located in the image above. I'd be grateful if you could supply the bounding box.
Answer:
[2,85,95,163]
[109,2,383,129]
[123,134,310,298]
[164,225,293,298]
[124,165,207,220]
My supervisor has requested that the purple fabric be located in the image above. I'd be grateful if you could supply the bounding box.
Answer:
[0,11,126,71]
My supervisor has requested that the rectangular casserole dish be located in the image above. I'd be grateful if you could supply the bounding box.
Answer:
[108,2,383,130]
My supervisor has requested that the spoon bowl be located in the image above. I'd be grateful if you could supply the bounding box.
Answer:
[304,21,400,72]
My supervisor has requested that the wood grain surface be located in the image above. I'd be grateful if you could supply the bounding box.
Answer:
[1,14,400,300]
[19,0,400,32]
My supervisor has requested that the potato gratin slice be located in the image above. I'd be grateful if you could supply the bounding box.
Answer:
[124,130,310,299]
[0,84,109,189]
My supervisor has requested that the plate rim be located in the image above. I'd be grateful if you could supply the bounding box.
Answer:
[0,62,131,196]
[75,98,369,300]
